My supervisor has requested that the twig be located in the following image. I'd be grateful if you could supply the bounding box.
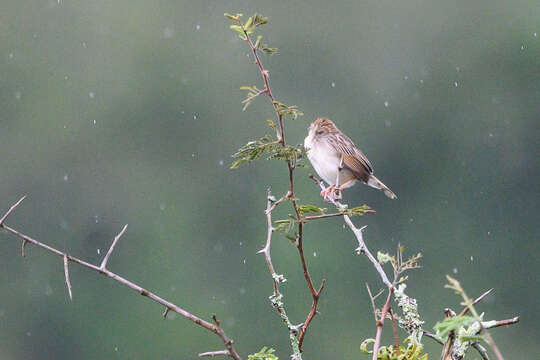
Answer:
[63,254,73,300]
[309,174,393,289]
[100,224,128,270]
[236,18,324,354]
[259,190,302,358]
[472,343,490,360]
[390,310,400,356]
[423,330,444,345]
[297,220,325,350]
[365,283,378,322]
[0,198,242,360]
[483,317,520,329]
[372,288,394,360]
[199,350,230,357]
[0,195,26,225]
[458,288,493,316]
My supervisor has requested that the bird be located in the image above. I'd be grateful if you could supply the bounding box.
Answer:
[304,117,397,201]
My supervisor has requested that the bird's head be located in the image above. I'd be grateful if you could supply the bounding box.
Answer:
[308,117,339,138]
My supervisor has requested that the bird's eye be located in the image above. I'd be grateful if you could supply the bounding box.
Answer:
[316,130,324,135]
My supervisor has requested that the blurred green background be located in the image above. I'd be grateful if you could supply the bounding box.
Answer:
[1,0,538,359]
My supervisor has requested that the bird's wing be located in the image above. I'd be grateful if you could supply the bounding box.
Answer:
[329,134,373,176]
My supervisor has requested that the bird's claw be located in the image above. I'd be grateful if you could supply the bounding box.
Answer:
[320,185,342,202]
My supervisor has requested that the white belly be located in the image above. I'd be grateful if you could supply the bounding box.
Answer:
[304,135,356,187]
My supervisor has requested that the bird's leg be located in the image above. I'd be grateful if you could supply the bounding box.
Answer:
[320,185,336,202]
[334,179,356,200]
[332,157,344,200]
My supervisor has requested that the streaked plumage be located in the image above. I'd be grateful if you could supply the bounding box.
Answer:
[304,117,397,200]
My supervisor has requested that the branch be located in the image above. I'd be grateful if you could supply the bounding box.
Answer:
[458,288,493,316]
[309,174,393,289]
[199,350,230,358]
[234,16,323,354]
[371,288,394,360]
[472,343,490,360]
[63,254,73,300]
[100,223,128,270]
[0,197,242,360]
[297,221,325,350]
[259,190,302,359]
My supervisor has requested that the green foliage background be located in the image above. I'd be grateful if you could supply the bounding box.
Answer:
[0,0,538,358]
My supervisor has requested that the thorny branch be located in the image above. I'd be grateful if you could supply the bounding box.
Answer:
[0,196,242,360]
[232,15,325,354]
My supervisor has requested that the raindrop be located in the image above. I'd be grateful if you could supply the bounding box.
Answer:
[26,332,32,337]
[419,79,424,84]
[453,81,458,87]
[219,160,224,166]
[159,203,166,211]
[93,119,96,125]
[64,75,69,80]
[45,284,53,296]
[331,81,336,88]
[384,101,389,108]
[181,110,185,114]
[63,174,69,181]
[8,52,14,59]
[163,27,174,39]
[313,252,317,257]
[114,346,118,352]
[94,215,99,223]
[191,153,196,158]
[243,258,246,264]
[97,248,100,255]
[89,91,95,99]
[81,41,87,48]
[239,287,246,295]
[520,45,525,51]
[488,133,494,138]
[487,231,491,236]
[193,114,198,120]
[195,24,201,31]
[403,75,408,80]
[33,34,38,39]
[456,66,460,72]
[15,91,21,100]
[470,256,474,262]
[452,268,458,274]
[409,218,414,223]
[534,32,538,38]
[385,120,392,128]
[239,242,243,246]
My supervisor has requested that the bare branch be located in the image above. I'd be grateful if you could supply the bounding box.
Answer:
[483,316,520,329]
[199,350,230,358]
[472,343,490,360]
[0,195,26,225]
[458,288,493,316]
[423,330,444,345]
[100,224,128,270]
[372,288,394,360]
[309,174,393,289]
[0,200,242,360]
[63,254,73,300]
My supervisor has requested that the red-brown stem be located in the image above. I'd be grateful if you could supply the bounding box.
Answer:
[390,310,400,356]
[372,287,394,360]
[240,21,322,351]
[297,222,326,350]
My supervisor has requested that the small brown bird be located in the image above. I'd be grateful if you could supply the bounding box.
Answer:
[304,117,397,201]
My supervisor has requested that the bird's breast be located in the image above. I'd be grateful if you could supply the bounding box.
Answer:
[304,136,353,186]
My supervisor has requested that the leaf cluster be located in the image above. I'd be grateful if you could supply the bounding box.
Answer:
[273,101,303,120]
[360,338,428,360]
[230,135,279,169]
[248,346,279,360]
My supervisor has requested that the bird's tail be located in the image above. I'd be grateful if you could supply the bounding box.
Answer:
[367,175,397,199]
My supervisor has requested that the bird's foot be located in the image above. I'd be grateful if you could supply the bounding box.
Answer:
[320,185,339,202]
[321,185,336,202]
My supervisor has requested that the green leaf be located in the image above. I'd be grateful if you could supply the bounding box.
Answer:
[230,135,278,168]
[433,315,476,339]
[229,24,245,35]
[297,204,325,215]
[248,346,279,360]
